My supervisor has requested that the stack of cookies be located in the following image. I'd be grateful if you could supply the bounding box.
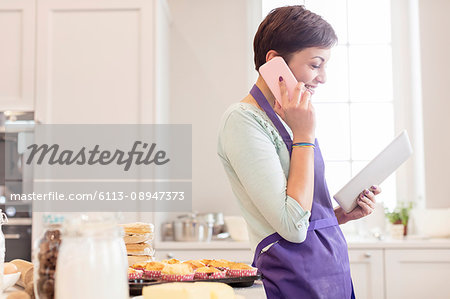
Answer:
[120,222,155,266]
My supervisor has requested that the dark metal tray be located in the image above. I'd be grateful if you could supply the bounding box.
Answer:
[129,275,261,296]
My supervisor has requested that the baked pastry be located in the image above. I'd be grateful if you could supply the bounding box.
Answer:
[227,263,257,277]
[145,261,165,271]
[132,262,148,270]
[126,242,154,256]
[161,264,194,282]
[182,260,205,270]
[128,255,153,267]
[207,259,230,271]
[199,259,212,265]
[143,261,165,279]
[120,222,154,244]
[128,268,144,280]
[228,263,253,270]
[161,258,180,264]
[194,266,226,280]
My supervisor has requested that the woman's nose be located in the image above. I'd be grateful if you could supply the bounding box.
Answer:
[316,69,327,84]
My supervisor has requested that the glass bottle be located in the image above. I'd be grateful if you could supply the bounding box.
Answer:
[0,210,8,294]
[55,214,128,299]
[33,214,64,299]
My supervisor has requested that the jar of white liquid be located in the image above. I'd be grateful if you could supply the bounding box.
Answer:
[0,210,8,293]
[55,214,128,299]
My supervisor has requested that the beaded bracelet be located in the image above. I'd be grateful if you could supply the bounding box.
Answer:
[292,142,315,149]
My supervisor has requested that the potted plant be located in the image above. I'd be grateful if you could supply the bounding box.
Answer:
[385,202,413,237]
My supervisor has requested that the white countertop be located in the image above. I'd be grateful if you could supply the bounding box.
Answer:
[155,237,450,250]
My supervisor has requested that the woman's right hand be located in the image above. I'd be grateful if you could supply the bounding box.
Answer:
[273,77,316,143]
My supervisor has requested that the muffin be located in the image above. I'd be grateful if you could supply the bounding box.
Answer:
[161,264,194,282]
[227,263,258,277]
[144,261,165,279]
[182,260,205,270]
[161,258,181,265]
[194,266,226,280]
[132,262,148,270]
[207,259,231,271]
[128,268,144,280]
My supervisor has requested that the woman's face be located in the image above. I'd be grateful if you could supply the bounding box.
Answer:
[286,47,331,95]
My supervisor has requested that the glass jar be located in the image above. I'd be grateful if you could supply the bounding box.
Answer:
[33,214,64,299]
[55,214,128,299]
[0,210,8,293]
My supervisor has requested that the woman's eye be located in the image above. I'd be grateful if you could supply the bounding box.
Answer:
[311,65,320,69]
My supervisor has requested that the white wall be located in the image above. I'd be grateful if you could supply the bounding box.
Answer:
[167,0,260,214]
[166,0,450,212]
[419,0,450,208]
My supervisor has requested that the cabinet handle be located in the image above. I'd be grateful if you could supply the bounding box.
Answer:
[4,234,20,239]
[364,252,372,258]
[166,253,174,259]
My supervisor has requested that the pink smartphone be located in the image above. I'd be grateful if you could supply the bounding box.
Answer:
[259,56,299,105]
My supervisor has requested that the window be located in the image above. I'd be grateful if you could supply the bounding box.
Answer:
[262,0,397,210]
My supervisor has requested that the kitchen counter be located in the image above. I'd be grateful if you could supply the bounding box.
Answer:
[155,237,450,250]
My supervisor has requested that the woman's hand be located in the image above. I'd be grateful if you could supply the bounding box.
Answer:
[273,78,316,143]
[335,185,382,224]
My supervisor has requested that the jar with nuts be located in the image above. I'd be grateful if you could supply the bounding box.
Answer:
[33,215,64,299]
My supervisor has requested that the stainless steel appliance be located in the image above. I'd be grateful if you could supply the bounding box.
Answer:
[1,111,34,261]
[172,213,214,242]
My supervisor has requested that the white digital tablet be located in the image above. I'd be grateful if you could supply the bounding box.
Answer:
[333,130,413,213]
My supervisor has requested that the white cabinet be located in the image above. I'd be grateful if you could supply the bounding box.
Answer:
[35,0,170,124]
[0,0,35,111]
[385,249,450,299]
[349,249,385,299]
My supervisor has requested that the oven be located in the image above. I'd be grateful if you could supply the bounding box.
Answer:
[1,111,34,261]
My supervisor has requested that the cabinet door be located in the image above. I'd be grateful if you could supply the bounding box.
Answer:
[0,0,35,111]
[385,249,450,299]
[349,249,385,299]
[35,0,155,124]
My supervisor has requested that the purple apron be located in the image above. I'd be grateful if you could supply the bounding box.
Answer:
[250,85,355,299]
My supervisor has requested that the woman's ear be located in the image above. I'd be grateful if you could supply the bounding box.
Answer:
[265,50,280,63]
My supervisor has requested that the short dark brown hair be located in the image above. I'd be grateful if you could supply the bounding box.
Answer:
[253,5,338,70]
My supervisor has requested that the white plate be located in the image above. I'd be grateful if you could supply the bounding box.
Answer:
[3,272,21,290]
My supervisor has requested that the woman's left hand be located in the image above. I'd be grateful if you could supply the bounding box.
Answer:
[340,185,382,222]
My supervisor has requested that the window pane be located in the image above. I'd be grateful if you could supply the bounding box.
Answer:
[348,45,393,101]
[348,0,391,44]
[350,103,394,160]
[313,45,349,102]
[315,103,351,160]
[262,0,305,17]
[305,0,348,44]
[324,161,351,206]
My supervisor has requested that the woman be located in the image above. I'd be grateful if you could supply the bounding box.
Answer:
[217,5,381,299]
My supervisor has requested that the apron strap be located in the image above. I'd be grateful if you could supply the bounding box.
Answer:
[252,216,339,267]
[249,85,293,156]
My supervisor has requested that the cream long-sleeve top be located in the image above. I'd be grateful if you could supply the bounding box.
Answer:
[217,102,311,253]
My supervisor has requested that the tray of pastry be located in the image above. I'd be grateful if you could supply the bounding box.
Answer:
[128,259,261,296]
